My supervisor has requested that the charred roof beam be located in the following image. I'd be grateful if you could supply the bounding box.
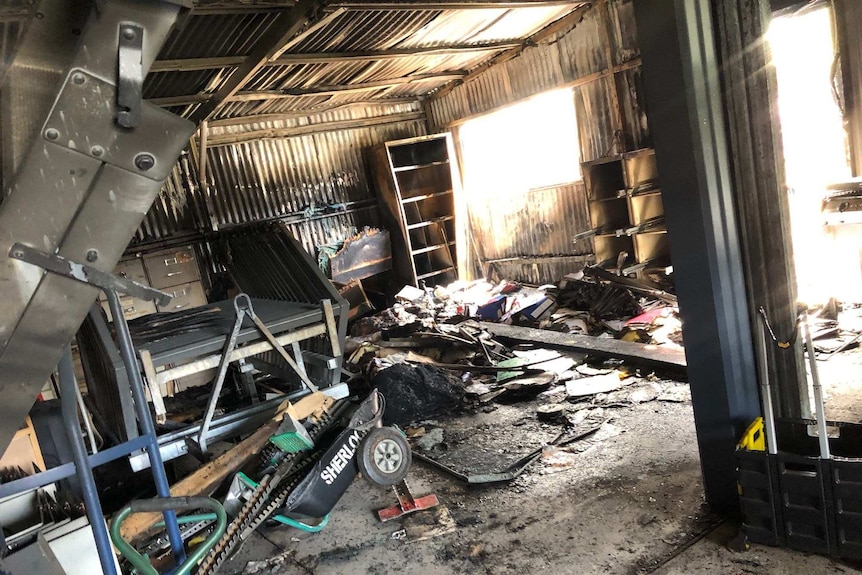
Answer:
[329,0,584,10]
[150,42,520,73]
[150,72,464,106]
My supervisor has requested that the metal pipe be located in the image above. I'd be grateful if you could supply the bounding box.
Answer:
[106,290,186,563]
[59,347,118,575]
[803,309,831,459]
[756,312,779,455]
[74,382,98,454]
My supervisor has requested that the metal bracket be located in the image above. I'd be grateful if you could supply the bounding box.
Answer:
[8,243,171,306]
[192,294,321,455]
[117,23,144,129]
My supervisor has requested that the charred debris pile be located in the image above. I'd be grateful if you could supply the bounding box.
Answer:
[345,266,689,482]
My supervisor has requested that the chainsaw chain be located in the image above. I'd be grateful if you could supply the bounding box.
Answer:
[195,409,337,575]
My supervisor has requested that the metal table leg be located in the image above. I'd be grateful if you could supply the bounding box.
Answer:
[106,290,186,565]
[58,347,118,575]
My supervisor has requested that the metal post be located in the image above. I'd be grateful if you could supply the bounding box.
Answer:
[756,313,779,455]
[106,290,186,563]
[633,0,762,513]
[803,310,831,459]
[58,347,118,575]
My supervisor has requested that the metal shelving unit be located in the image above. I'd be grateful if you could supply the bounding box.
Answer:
[577,148,672,281]
[370,134,462,288]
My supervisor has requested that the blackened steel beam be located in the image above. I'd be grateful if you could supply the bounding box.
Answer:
[714,0,806,419]
[633,0,761,514]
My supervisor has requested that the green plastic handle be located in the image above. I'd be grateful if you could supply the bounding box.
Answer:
[110,496,227,575]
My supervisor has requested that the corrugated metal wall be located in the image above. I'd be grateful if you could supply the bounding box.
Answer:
[130,102,426,256]
[428,0,647,285]
[466,181,595,284]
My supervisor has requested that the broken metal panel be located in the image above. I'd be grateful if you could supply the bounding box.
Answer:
[0,0,194,453]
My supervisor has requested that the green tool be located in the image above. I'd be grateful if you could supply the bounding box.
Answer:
[269,412,314,453]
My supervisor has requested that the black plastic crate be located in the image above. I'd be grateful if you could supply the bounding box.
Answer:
[776,453,836,556]
[737,450,785,546]
[831,459,862,560]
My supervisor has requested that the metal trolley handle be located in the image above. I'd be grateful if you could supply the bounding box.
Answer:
[110,496,227,575]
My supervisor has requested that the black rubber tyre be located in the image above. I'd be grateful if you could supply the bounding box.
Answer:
[357,426,411,487]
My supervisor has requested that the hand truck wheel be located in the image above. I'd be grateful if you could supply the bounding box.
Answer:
[357,426,411,487]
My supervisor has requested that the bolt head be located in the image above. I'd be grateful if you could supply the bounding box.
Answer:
[91,146,104,157]
[72,73,85,85]
[45,128,59,141]
[135,153,155,171]
[122,27,136,41]
[86,250,98,263]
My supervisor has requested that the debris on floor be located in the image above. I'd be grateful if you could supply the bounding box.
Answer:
[340,266,691,492]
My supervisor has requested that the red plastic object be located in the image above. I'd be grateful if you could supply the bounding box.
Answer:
[376,480,440,522]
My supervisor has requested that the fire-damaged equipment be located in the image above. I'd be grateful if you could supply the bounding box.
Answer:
[0,0,195,456]
[196,390,418,575]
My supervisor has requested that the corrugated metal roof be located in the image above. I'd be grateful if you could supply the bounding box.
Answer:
[143,1,592,121]
[157,12,281,59]
[425,0,641,135]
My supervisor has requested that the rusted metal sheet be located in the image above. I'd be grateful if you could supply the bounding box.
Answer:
[556,5,607,80]
[615,66,651,151]
[466,181,593,285]
[205,119,425,227]
[426,0,643,140]
[330,228,392,283]
[608,0,639,65]
[573,75,615,162]
[158,12,281,59]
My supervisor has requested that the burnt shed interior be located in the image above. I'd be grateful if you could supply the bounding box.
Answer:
[2,0,862,574]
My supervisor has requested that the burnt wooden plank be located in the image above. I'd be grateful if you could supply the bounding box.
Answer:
[478,321,686,371]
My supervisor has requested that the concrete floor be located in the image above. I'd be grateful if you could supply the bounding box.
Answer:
[219,396,861,575]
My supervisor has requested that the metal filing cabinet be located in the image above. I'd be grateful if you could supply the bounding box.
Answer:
[99,259,156,322]
[100,246,206,322]
[144,246,201,289]
[156,281,207,313]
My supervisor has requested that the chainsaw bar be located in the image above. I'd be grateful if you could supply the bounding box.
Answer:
[195,401,346,575]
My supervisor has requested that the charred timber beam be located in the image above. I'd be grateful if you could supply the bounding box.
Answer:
[205,111,424,146]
